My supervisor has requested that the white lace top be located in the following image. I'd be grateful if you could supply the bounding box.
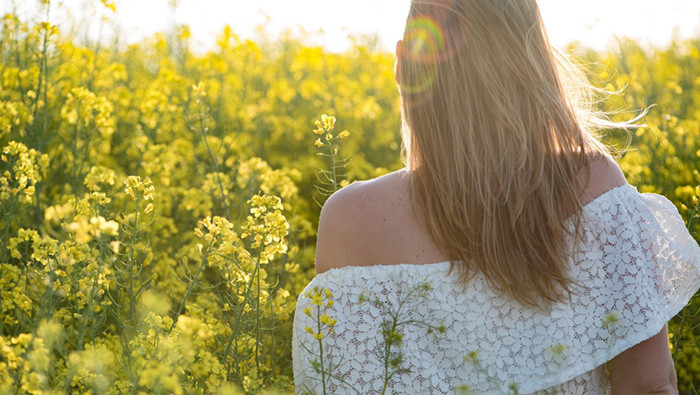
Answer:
[292,184,700,394]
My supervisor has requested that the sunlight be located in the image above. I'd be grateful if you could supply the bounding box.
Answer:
[3,0,699,52]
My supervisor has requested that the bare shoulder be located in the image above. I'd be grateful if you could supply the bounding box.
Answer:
[577,152,628,206]
[314,168,409,274]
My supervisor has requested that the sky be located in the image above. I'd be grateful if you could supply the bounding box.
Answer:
[4,0,700,52]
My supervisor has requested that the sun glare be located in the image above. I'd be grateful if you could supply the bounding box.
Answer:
[2,0,699,52]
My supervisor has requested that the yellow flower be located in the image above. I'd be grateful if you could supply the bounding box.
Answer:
[326,300,334,308]
[314,138,324,147]
[100,0,116,12]
[192,81,207,99]
[303,306,311,316]
[313,128,324,134]
[338,130,349,138]
[144,203,154,214]
[464,350,479,364]
[321,114,336,129]
[305,326,314,334]
[320,314,337,326]
[313,332,324,340]
[602,312,620,329]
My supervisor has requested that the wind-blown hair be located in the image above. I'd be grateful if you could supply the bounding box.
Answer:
[398,0,638,308]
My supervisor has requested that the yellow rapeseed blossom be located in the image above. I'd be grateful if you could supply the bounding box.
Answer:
[8,228,39,259]
[0,141,49,203]
[319,314,337,326]
[241,194,289,260]
[338,130,350,138]
[313,119,324,134]
[314,138,324,147]
[84,165,116,192]
[123,175,154,202]
[601,312,621,329]
[192,81,207,102]
[321,114,336,129]
[99,0,117,12]
[60,87,115,136]
[311,292,323,306]
[464,350,480,364]
[194,227,204,238]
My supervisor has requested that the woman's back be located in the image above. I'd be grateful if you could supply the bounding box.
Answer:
[313,154,623,275]
[293,155,699,393]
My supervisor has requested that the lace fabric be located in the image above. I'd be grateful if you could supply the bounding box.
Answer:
[292,184,700,394]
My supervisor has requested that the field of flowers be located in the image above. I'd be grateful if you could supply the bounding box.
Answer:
[0,1,698,393]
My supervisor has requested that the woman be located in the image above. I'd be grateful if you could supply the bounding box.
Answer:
[293,0,700,393]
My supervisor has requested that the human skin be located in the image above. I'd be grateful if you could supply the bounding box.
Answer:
[314,154,678,392]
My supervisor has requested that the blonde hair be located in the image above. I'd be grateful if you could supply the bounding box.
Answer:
[398,0,636,308]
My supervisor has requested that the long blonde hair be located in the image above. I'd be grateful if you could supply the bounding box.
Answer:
[398,0,632,308]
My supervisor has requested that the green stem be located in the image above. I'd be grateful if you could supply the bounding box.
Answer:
[71,108,80,190]
[255,252,262,378]
[672,315,683,362]
[316,303,327,395]
[197,101,230,218]
[37,2,50,153]
[166,248,209,334]
[0,195,18,262]
[222,250,263,378]
[329,140,338,193]
[133,242,212,387]
[128,200,140,332]
[381,317,397,395]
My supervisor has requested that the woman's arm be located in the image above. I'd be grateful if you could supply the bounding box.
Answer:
[605,324,678,394]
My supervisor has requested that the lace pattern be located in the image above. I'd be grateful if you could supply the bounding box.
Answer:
[292,185,700,394]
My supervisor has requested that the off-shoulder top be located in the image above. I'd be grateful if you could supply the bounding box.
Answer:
[292,184,700,394]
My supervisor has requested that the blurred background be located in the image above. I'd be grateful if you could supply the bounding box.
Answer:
[4,0,700,52]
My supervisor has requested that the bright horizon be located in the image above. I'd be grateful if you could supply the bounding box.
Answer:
[4,0,700,52]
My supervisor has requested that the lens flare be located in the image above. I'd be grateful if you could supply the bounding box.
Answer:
[400,63,438,95]
[400,16,443,99]
[399,2,470,102]
[404,16,446,64]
